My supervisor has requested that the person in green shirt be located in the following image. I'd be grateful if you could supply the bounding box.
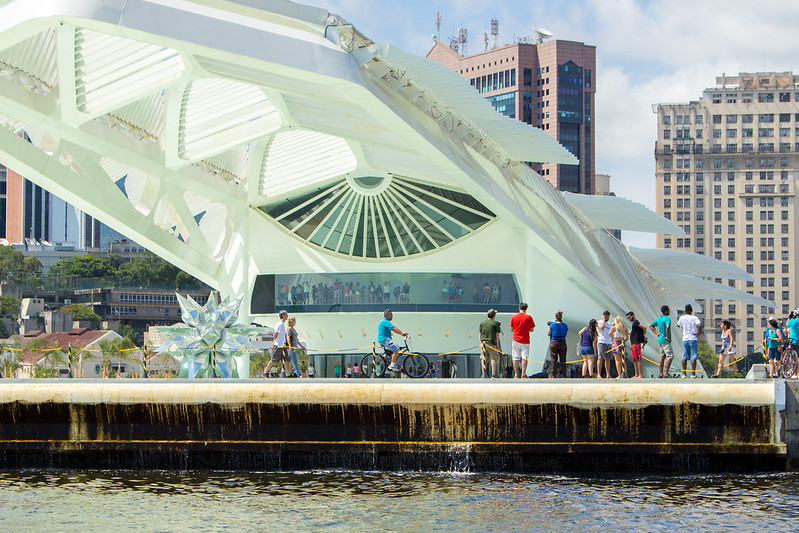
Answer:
[649,305,674,378]
[479,309,502,378]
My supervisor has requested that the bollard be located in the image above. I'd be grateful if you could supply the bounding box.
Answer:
[370,344,377,378]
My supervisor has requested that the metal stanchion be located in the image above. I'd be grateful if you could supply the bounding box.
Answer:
[370,343,377,378]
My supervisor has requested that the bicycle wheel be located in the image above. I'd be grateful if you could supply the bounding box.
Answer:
[781,346,798,378]
[360,353,387,378]
[403,353,429,378]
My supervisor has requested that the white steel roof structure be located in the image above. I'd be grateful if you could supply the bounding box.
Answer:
[0,0,771,366]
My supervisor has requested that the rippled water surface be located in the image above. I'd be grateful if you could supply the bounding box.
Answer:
[1,470,798,532]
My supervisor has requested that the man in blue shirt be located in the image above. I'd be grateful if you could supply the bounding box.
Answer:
[786,310,799,345]
[378,309,410,372]
[649,305,674,378]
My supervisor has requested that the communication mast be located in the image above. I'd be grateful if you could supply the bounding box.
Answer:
[434,11,442,42]
[489,18,498,50]
[457,26,468,56]
[449,36,459,53]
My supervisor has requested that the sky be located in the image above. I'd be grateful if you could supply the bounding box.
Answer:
[302,0,799,247]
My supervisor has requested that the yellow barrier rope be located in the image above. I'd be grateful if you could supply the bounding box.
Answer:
[0,336,772,376]
[480,341,586,365]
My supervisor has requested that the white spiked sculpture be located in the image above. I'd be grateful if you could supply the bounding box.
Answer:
[155,293,260,378]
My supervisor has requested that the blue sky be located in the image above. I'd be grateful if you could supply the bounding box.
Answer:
[303,0,799,247]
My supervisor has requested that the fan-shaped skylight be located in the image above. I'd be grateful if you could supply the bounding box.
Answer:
[260,175,494,258]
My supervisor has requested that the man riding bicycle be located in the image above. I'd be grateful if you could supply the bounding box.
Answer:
[378,309,410,372]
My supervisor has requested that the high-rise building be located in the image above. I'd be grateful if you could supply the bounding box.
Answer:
[654,72,799,357]
[427,38,596,193]
[0,161,126,250]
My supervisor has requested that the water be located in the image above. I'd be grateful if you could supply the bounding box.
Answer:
[1,470,798,532]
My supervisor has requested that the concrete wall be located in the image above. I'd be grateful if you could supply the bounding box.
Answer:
[0,380,792,473]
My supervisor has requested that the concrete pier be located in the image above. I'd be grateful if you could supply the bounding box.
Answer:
[0,379,796,474]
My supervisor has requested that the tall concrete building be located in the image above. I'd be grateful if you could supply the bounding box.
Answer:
[0,162,125,250]
[427,38,596,194]
[654,72,799,357]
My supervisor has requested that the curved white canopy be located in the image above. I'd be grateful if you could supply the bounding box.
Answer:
[630,247,753,281]
[0,0,770,329]
[564,192,685,235]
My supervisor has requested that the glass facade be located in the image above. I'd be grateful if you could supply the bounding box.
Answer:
[557,61,583,123]
[486,92,516,118]
[251,272,521,315]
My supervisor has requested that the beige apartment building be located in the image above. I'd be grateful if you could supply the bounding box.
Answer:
[427,39,596,194]
[654,72,799,356]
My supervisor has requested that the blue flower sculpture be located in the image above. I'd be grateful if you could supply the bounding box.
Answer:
[155,293,261,378]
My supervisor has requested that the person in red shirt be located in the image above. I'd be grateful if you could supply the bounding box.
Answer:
[510,302,536,378]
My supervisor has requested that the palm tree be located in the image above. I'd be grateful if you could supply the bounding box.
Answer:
[1,341,22,378]
[26,338,49,378]
[45,341,69,377]
[99,337,136,378]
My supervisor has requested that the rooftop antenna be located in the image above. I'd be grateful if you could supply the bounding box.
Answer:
[435,10,442,42]
[532,25,553,44]
[490,18,498,50]
[449,35,459,53]
[457,26,468,55]
[483,31,488,52]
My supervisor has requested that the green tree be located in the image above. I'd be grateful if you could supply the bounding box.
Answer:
[0,295,21,317]
[0,245,41,282]
[31,364,57,378]
[249,350,270,378]
[118,324,141,346]
[118,251,202,288]
[106,253,125,269]
[0,245,28,279]
[1,341,21,378]
[98,337,136,378]
[49,255,116,279]
[22,256,42,274]
[26,337,49,378]
[44,341,68,375]
[63,304,102,329]
[698,341,716,377]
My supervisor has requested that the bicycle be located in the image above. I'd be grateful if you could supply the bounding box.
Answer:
[360,339,429,378]
[778,337,799,378]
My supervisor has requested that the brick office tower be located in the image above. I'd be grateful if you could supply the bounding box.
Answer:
[655,72,799,358]
[427,38,596,194]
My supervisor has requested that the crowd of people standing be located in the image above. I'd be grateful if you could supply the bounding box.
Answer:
[479,303,718,379]
[261,299,799,379]
[279,280,411,307]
